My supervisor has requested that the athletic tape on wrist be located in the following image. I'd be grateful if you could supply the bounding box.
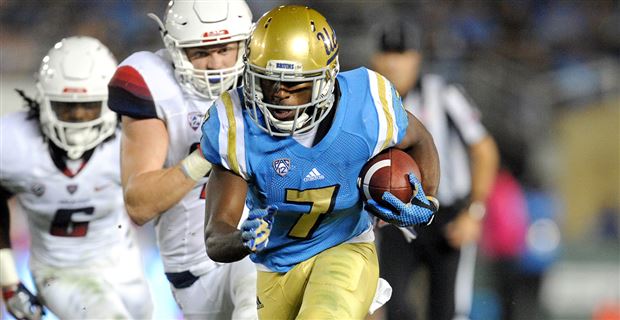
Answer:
[180,149,212,181]
[0,249,20,287]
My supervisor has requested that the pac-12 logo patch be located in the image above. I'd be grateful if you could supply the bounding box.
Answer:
[188,112,204,131]
[272,158,291,177]
[66,184,78,194]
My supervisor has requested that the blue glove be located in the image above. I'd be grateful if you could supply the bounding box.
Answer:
[365,172,438,227]
[240,206,277,252]
[2,283,45,320]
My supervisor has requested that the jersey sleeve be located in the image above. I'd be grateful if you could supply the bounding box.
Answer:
[392,83,409,143]
[108,65,158,119]
[200,90,249,180]
[200,105,223,166]
[443,84,487,145]
[366,69,409,157]
[0,113,33,194]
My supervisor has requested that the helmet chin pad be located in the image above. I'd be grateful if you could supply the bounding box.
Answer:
[65,126,99,146]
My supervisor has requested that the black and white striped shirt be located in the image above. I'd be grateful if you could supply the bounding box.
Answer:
[405,74,488,206]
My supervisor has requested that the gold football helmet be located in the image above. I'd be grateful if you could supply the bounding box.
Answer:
[243,5,339,136]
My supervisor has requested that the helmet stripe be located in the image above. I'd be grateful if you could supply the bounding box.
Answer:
[326,47,339,65]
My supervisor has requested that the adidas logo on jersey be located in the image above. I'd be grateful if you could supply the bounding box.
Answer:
[303,168,325,182]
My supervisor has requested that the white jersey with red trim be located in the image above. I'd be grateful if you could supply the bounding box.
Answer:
[0,111,133,268]
[109,49,215,273]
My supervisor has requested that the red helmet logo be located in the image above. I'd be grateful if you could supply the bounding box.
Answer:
[202,30,230,42]
[62,87,87,93]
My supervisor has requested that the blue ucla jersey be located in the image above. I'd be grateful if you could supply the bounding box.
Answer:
[201,67,409,272]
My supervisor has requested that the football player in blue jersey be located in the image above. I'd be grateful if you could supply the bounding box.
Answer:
[200,5,441,319]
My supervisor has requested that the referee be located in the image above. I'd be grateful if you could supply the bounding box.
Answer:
[371,20,500,320]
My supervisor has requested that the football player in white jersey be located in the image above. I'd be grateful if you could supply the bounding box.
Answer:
[107,1,256,319]
[0,36,153,320]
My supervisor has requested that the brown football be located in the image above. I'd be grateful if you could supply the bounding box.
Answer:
[358,148,421,207]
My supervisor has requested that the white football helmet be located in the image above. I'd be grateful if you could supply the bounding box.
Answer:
[36,36,118,160]
[149,0,253,99]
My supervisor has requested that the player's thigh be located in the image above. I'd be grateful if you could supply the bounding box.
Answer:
[173,262,255,320]
[256,257,316,320]
[106,245,153,320]
[33,269,133,319]
[297,242,379,320]
[226,256,258,320]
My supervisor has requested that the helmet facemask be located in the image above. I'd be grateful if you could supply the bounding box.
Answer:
[244,59,339,137]
[163,35,246,100]
[38,96,117,160]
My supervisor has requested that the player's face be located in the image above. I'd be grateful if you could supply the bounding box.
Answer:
[371,50,421,97]
[51,101,102,122]
[185,42,240,71]
[260,79,313,121]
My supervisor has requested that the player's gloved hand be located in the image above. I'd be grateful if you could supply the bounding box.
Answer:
[240,206,277,253]
[2,283,45,320]
[365,172,439,227]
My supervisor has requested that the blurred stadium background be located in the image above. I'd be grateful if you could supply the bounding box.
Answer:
[1,1,618,319]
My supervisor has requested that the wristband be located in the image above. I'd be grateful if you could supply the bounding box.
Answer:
[0,248,19,287]
[426,196,440,211]
[180,149,212,181]
[468,201,487,220]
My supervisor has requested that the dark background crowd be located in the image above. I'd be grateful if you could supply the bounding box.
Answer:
[1,1,618,319]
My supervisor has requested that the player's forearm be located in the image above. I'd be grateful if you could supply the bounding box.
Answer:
[469,136,499,203]
[409,139,440,196]
[204,222,249,262]
[401,114,441,196]
[408,129,440,196]
[124,165,197,225]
